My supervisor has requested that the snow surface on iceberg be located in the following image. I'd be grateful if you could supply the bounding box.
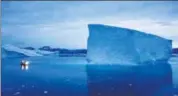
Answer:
[2,44,42,58]
[87,24,172,64]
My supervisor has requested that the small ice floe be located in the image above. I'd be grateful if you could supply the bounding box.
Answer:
[21,60,30,70]
[21,85,25,88]
[129,83,132,87]
[32,85,35,88]
[13,92,20,95]
[44,91,48,94]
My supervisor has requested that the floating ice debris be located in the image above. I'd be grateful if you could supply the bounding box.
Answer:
[129,83,132,87]
[44,91,48,94]
[21,60,30,70]
[13,92,20,95]
[21,85,25,88]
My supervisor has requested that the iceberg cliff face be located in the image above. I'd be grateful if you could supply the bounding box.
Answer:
[133,31,172,63]
[86,24,173,96]
[87,24,172,64]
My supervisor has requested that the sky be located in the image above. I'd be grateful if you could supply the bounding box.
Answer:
[2,1,178,49]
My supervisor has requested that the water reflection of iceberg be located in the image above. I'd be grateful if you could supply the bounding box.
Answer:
[86,61,173,96]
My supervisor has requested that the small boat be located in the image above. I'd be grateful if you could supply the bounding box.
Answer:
[21,60,30,70]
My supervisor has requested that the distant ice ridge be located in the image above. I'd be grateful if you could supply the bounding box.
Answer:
[36,50,55,56]
[2,44,42,58]
[87,24,172,65]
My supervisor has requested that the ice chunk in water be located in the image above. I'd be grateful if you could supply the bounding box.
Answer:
[87,24,172,64]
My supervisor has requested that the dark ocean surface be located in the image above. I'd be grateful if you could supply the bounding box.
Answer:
[1,56,178,96]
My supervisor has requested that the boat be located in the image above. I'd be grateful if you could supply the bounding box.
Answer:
[20,60,30,70]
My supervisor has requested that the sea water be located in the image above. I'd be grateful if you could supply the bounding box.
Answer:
[1,56,178,96]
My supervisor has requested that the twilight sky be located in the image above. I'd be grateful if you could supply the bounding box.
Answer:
[2,1,178,48]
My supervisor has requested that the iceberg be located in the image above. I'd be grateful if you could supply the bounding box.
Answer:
[87,24,172,64]
[86,24,173,96]
[2,44,42,58]
[2,48,28,58]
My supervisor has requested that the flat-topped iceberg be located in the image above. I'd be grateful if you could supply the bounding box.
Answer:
[87,24,172,65]
[86,24,173,96]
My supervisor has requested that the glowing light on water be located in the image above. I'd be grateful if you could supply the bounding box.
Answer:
[21,66,25,70]
[25,61,30,65]
[25,66,29,70]
[21,60,30,70]
[21,65,29,70]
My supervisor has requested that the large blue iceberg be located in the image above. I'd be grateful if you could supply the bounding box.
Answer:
[87,24,172,65]
[86,24,173,96]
